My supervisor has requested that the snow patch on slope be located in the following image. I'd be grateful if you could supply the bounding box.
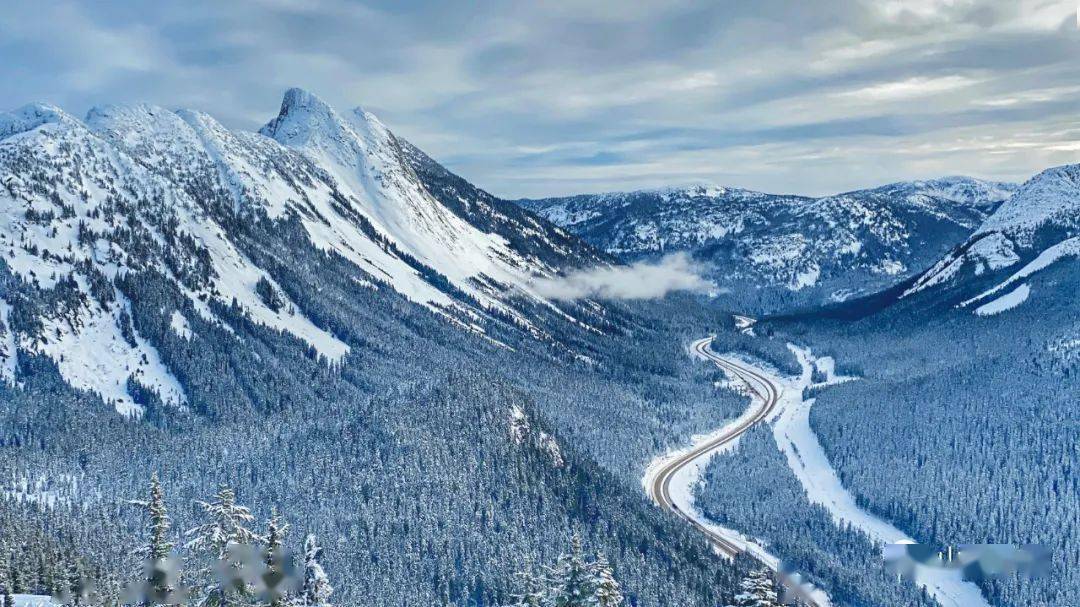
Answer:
[183,213,350,361]
[170,310,192,340]
[960,236,1080,311]
[25,292,186,416]
[969,232,1020,274]
[2,473,80,508]
[974,284,1030,316]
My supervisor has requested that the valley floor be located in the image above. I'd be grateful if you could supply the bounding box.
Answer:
[647,333,995,607]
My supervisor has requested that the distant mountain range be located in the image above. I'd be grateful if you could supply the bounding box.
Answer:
[518,178,1017,310]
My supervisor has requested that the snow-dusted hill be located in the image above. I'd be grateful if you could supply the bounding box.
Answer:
[905,163,1080,315]
[519,179,1016,307]
[0,89,603,414]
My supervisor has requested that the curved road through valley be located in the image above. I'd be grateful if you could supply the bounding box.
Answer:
[649,337,780,555]
[649,336,824,605]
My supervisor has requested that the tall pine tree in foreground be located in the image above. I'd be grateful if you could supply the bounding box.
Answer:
[548,535,592,607]
[300,535,332,607]
[146,474,173,564]
[591,554,622,607]
[728,568,781,607]
[510,558,545,607]
[263,512,290,607]
[130,472,180,605]
[186,486,262,607]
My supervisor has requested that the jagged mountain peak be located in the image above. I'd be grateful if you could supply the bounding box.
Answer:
[257,88,389,160]
[259,87,346,147]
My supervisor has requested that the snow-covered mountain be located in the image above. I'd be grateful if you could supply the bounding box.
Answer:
[519,178,1016,307]
[0,89,603,414]
[904,163,1080,316]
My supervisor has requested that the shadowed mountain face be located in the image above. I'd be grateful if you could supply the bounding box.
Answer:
[519,178,1017,311]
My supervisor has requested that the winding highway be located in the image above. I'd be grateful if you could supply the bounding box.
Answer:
[650,337,828,606]
[649,336,782,557]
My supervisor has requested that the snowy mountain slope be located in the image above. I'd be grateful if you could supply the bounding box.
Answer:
[400,139,609,271]
[0,90,604,414]
[906,163,1080,315]
[257,89,547,308]
[519,179,1016,307]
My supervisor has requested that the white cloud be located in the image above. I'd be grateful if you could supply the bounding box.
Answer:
[531,253,715,300]
[838,75,979,101]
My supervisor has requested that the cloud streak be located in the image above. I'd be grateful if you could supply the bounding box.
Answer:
[531,253,714,301]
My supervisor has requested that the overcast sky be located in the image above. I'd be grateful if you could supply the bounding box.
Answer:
[2,0,1078,198]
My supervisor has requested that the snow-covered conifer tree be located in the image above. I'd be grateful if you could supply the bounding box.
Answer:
[509,564,545,607]
[589,554,622,607]
[186,486,263,607]
[546,534,593,607]
[263,512,290,607]
[65,558,83,606]
[300,535,332,607]
[129,473,179,605]
[187,487,261,559]
[7,558,24,594]
[146,474,173,563]
[727,568,781,607]
[511,537,624,607]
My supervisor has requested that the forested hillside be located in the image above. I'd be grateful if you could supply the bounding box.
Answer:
[0,91,772,606]
[757,167,1080,606]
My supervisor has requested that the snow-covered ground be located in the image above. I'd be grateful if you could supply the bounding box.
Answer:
[974,284,1030,316]
[13,595,60,607]
[758,345,992,607]
[2,473,80,508]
